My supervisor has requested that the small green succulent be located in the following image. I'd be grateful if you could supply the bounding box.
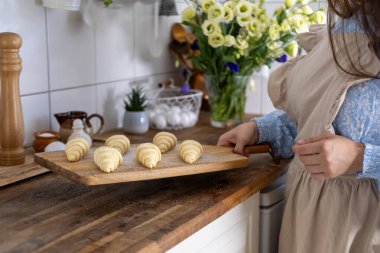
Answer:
[124,86,147,112]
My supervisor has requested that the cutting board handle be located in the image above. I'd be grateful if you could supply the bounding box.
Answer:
[245,143,271,154]
[245,143,280,164]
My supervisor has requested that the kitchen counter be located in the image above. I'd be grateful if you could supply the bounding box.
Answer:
[0,112,288,253]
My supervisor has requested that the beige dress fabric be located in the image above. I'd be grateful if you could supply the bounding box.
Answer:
[268,25,380,253]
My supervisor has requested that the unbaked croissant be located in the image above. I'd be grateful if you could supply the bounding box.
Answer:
[94,146,123,173]
[153,132,177,154]
[136,143,161,169]
[65,137,90,162]
[105,135,130,155]
[179,140,203,164]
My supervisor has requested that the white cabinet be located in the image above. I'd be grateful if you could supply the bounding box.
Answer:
[168,193,260,253]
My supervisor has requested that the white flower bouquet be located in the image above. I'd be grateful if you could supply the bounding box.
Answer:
[180,0,326,126]
[182,0,326,73]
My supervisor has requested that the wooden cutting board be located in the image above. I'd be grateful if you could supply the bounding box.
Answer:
[34,144,249,186]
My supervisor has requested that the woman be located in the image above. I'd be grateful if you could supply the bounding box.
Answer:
[218,0,380,252]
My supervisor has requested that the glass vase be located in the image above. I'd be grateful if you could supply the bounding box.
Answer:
[204,74,249,128]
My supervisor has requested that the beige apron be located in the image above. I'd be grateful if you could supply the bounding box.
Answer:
[268,25,380,253]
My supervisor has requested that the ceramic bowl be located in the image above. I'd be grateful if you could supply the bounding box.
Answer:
[33,130,60,152]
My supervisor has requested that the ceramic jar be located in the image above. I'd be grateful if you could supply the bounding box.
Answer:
[54,111,104,142]
[33,131,60,152]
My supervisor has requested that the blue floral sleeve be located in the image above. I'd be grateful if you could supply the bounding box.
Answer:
[360,144,380,182]
[332,79,380,185]
[252,110,297,158]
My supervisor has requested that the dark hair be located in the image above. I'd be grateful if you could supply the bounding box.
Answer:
[327,0,380,78]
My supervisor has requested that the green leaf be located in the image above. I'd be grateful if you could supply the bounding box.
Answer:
[279,33,296,43]
[222,55,236,63]
[104,0,113,7]
[276,9,287,24]
[182,21,201,32]
[124,86,147,112]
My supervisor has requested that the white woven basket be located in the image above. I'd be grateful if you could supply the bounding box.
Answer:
[147,87,203,130]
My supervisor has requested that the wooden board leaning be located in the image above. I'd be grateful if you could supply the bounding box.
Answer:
[34,144,248,186]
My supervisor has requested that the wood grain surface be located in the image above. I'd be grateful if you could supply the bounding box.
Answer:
[0,148,49,187]
[34,144,248,186]
[0,154,287,253]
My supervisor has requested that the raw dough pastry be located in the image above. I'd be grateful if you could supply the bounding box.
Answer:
[94,146,123,173]
[105,135,130,155]
[65,137,90,162]
[179,140,203,164]
[136,143,162,169]
[153,132,177,153]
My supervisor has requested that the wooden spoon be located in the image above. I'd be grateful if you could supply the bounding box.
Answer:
[172,23,197,44]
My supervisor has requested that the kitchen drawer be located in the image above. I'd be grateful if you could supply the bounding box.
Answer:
[167,193,260,253]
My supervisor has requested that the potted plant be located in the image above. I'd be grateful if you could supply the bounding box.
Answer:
[123,86,149,134]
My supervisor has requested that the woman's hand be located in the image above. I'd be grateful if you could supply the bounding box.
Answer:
[292,133,365,180]
[217,121,259,156]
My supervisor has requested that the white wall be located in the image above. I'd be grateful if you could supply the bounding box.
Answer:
[0,0,326,146]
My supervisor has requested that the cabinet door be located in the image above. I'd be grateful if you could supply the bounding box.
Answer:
[168,193,260,253]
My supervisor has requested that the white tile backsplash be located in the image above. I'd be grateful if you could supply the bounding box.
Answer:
[261,78,276,115]
[46,8,96,90]
[0,0,49,95]
[94,1,135,83]
[21,93,51,146]
[245,71,263,115]
[309,2,320,11]
[96,80,132,131]
[149,70,183,89]
[134,1,185,77]
[319,1,328,9]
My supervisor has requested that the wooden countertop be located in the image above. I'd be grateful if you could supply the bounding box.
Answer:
[0,112,287,253]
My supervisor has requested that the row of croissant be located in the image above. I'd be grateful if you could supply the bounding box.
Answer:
[64,131,204,173]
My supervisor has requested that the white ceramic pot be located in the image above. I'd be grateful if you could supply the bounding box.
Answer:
[123,111,149,134]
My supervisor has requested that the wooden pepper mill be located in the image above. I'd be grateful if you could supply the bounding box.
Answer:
[0,32,25,166]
